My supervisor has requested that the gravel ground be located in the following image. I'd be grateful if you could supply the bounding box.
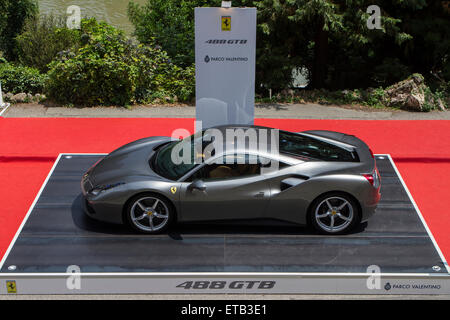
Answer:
[2,102,450,119]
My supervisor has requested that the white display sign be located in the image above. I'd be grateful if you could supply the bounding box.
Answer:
[195,7,256,129]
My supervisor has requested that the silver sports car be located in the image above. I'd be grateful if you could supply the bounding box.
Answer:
[81,125,381,234]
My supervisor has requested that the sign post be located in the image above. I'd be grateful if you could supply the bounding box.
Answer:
[0,81,10,110]
[195,7,257,129]
[0,81,5,107]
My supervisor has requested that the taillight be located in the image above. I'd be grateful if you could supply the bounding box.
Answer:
[363,173,374,186]
[363,169,380,188]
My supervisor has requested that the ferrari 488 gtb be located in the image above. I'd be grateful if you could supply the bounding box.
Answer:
[81,125,381,234]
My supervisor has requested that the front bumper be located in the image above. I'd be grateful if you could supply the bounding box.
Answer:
[81,175,98,220]
[82,196,97,218]
[81,194,124,225]
[81,173,124,225]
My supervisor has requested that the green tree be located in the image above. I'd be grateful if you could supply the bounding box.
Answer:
[256,0,418,89]
[398,1,450,89]
[128,0,216,67]
[0,0,38,60]
[127,0,449,93]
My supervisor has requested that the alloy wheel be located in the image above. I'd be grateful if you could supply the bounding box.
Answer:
[314,196,354,233]
[130,196,170,232]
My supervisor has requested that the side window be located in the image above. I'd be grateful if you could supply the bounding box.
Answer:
[279,131,359,162]
[187,154,290,181]
[204,154,261,181]
[259,156,290,174]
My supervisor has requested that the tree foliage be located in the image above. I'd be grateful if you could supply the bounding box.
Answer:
[128,0,215,67]
[0,0,38,60]
[256,0,417,89]
[128,0,450,93]
[46,18,195,106]
[16,14,81,72]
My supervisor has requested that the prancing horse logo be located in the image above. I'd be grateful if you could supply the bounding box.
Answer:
[170,186,177,194]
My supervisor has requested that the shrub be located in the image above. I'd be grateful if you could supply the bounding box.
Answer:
[46,19,139,106]
[423,87,437,112]
[16,14,81,72]
[133,45,195,103]
[0,62,46,94]
[423,86,448,111]
[46,18,195,106]
[366,87,386,108]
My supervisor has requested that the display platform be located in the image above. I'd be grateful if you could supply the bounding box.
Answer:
[0,154,448,294]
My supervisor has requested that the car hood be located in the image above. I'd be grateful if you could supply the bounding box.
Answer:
[88,136,172,186]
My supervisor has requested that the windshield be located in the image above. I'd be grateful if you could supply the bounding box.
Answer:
[153,131,211,180]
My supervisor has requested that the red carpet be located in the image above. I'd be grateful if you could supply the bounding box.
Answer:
[1,118,449,265]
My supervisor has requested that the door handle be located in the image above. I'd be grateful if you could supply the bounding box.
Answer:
[254,192,265,198]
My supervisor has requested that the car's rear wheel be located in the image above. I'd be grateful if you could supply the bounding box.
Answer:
[126,193,173,234]
[309,192,360,235]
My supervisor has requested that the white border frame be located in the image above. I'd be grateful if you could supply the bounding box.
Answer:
[0,153,449,294]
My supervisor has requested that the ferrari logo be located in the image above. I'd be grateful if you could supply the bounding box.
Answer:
[221,16,231,31]
[6,280,16,293]
[170,186,177,194]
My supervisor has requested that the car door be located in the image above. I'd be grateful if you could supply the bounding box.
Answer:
[178,154,271,222]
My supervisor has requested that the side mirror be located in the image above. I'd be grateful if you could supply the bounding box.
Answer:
[188,179,206,192]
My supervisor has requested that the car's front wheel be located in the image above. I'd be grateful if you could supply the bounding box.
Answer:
[126,193,174,234]
[309,192,360,235]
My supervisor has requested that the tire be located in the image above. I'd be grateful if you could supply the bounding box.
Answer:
[308,192,361,235]
[126,193,174,234]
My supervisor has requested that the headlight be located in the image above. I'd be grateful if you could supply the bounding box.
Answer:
[88,182,125,196]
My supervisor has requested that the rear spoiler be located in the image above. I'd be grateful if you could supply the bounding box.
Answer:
[300,130,367,149]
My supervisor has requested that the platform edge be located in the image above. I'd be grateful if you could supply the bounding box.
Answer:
[386,154,450,274]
